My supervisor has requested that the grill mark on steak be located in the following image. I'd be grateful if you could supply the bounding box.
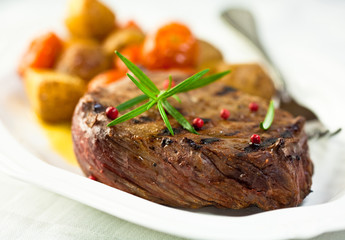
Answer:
[244,144,261,153]
[132,116,154,124]
[243,138,284,153]
[201,118,212,123]
[182,137,202,150]
[224,130,240,136]
[72,71,313,210]
[200,138,221,144]
[161,138,174,147]
[158,127,185,136]
[215,86,237,96]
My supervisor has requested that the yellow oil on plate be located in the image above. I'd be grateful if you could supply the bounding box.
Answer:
[36,117,78,166]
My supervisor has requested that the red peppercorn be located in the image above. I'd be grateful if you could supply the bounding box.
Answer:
[88,175,96,181]
[250,134,261,144]
[249,102,259,112]
[220,109,230,120]
[163,79,176,89]
[193,118,204,129]
[106,106,118,120]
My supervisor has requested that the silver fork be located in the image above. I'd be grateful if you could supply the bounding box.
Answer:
[221,8,341,139]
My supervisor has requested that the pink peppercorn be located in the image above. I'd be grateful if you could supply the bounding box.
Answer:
[250,134,261,144]
[249,102,259,112]
[220,109,230,120]
[106,106,118,120]
[193,118,204,129]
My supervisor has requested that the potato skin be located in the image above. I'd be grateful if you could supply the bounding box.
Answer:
[24,68,86,122]
[217,63,275,101]
[195,40,274,100]
[56,41,110,81]
[65,0,116,39]
[196,39,223,70]
[102,28,145,56]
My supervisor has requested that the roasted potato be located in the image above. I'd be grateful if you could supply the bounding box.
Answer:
[216,63,275,101]
[65,0,116,39]
[197,39,223,70]
[24,68,86,122]
[102,28,145,56]
[56,41,110,81]
[63,37,98,48]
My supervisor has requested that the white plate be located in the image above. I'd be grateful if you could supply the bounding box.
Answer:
[1,1,345,240]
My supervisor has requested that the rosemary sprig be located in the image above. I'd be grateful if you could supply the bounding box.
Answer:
[168,75,181,103]
[260,100,275,130]
[157,101,173,135]
[116,51,159,94]
[108,100,154,126]
[127,73,157,99]
[107,51,230,135]
[180,71,231,92]
[161,99,198,134]
[116,94,148,112]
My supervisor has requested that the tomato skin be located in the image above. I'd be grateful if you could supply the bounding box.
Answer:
[123,20,142,31]
[114,44,142,71]
[141,22,198,70]
[88,69,127,91]
[18,32,63,76]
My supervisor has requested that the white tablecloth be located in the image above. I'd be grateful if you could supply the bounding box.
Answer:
[0,171,183,240]
[2,171,345,240]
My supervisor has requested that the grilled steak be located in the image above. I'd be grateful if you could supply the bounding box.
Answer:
[72,71,313,210]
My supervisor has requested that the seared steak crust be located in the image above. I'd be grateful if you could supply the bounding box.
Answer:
[72,71,313,210]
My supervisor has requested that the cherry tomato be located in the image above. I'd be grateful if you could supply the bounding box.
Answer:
[123,20,142,31]
[18,32,62,76]
[141,22,198,70]
[114,44,143,71]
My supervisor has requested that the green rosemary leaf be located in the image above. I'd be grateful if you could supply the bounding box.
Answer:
[108,100,153,127]
[116,94,148,112]
[157,101,174,136]
[146,99,157,110]
[161,99,198,134]
[260,100,275,130]
[127,73,157,99]
[172,94,181,103]
[159,69,209,100]
[108,55,230,135]
[180,70,230,92]
[115,51,159,94]
[168,75,173,90]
